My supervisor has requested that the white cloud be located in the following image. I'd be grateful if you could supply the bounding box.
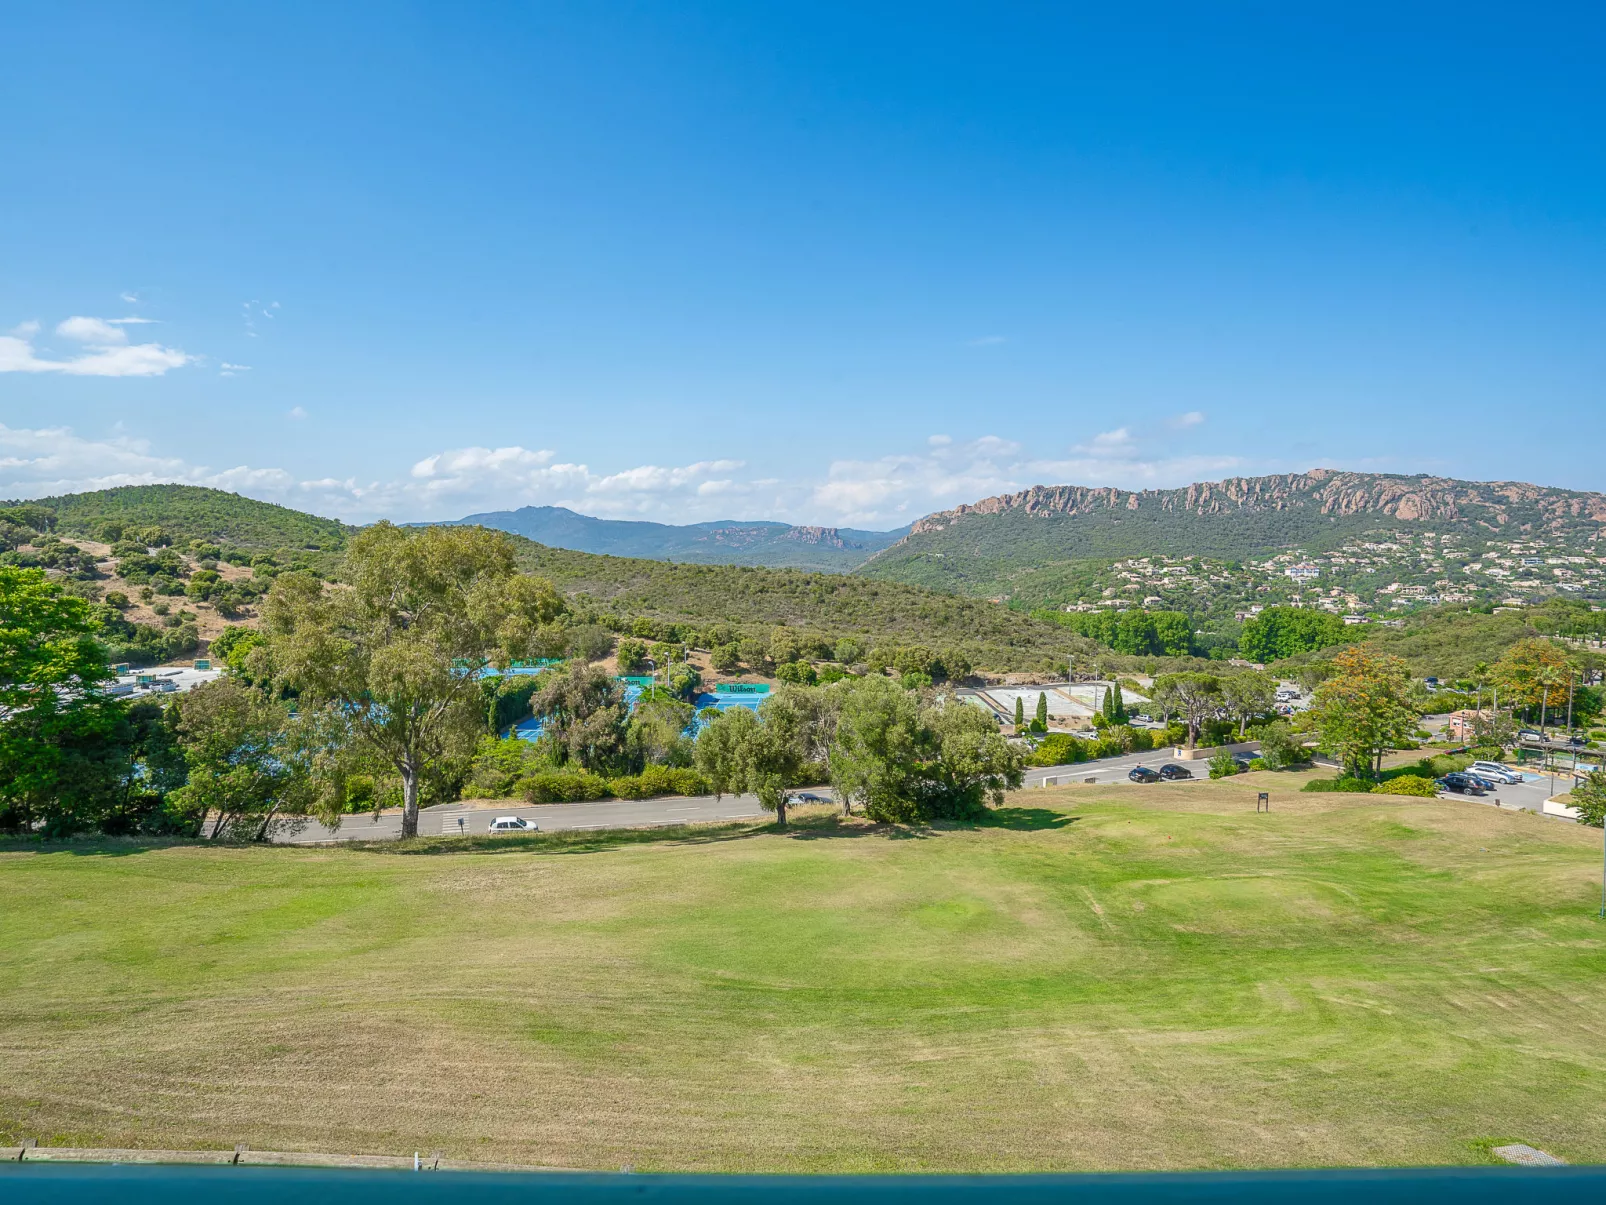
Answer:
[0,424,1253,531]
[1168,410,1207,429]
[57,316,128,344]
[119,291,139,304]
[287,405,306,418]
[1,316,193,377]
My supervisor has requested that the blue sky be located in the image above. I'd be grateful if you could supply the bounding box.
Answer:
[3,2,1603,526]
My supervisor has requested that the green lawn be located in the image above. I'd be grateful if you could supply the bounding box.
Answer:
[2,780,1605,1172]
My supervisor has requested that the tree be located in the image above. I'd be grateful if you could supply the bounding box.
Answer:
[531,661,630,772]
[1151,672,1222,748]
[1305,647,1419,779]
[628,693,696,768]
[615,637,649,674]
[710,642,742,674]
[694,704,802,826]
[828,675,1020,823]
[1492,639,1574,725]
[1239,608,1348,663]
[259,523,566,837]
[566,624,615,663]
[167,678,314,840]
[1570,768,1606,828]
[776,660,818,686]
[1035,691,1049,728]
[1256,720,1307,769]
[1221,670,1276,738]
[1014,695,1025,731]
[769,626,802,668]
[0,566,126,836]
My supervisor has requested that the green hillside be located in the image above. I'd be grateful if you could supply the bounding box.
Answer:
[506,538,1087,670]
[860,470,1606,600]
[9,486,1085,672]
[18,485,352,553]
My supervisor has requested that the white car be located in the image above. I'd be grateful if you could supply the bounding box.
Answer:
[1469,761,1523,785]
[487,816,536,833]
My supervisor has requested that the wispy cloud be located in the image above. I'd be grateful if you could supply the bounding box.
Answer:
[0,425,1256,528]
[1168,410,1206,429]
[0,316,193,377]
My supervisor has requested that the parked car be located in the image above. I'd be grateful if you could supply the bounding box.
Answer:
[1128,766,1161,783]
[1159,763,1193,780]
[1469,761,1522,784]
[488,816,536,832]
[1133,713,1153,723]
[1437,773,1486,797]
[1232,756,1256,772]
[792,791,830,804]
[1463,773,1501,792]
[1517,730,1545,743]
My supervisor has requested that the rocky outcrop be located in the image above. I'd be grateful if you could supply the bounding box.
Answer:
[907,470,1606,536]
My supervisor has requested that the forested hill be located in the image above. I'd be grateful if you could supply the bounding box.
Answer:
[443,504,907,570]
[13,485,353,553]
[859,469,1606,596]
[6,485,1085,672]
[503,536,1087,671]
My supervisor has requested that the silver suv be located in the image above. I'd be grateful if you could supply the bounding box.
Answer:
[1469,761,1522,784]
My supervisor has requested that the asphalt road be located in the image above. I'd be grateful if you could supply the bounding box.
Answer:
[1021,748,1219,789]
[270,790,832,844]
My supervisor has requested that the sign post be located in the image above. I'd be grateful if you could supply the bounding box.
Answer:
[1257,792,1270,813]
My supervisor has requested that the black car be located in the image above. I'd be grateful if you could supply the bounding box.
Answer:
[1463,773,1500,792]
[1233,756,1256,772]
[1128,765,1161,783]
[1159,763,1194,780]
[1438,772,1486,796]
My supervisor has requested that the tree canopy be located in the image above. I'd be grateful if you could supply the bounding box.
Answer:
[259,523,567,836]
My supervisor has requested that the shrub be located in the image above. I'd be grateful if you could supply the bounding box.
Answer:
[1301,776,1377,793]
[1256,721,1309,770]
[1028,733,1090,767]
[1248,757,1268,770]
[1372,774,1438,798]
[776,660,817,686]
[615,637,649,674]
[521,771,613,803]
[1208,751,1238,779]
[710,643,742,674]
[609,765,710,799]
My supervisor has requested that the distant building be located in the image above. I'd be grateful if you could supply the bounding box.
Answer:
[1284,564,1320,582]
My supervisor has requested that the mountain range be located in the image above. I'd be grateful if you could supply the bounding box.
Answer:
[856,469,1606,597]
[441,505,909,571]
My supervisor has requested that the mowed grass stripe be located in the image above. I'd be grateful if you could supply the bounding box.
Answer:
[2,779,1604,1171]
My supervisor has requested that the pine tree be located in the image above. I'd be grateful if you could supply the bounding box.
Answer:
[1014,696,1025,729]
[1036,692,1048,728]
[1111,682,1128,723]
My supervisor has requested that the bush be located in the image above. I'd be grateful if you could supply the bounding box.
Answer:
[521,771,613,803]
[615,637,649,674]
[776,660,817,686]
[710,643,742,674]
[1302,776,1377,793]
[1027,733,1090,767]
[1208,751,1238,779]
[608,765,710,799]
[1372,774,1438,798]
[1248,757,1268,770]
[1256,721,1309,770]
